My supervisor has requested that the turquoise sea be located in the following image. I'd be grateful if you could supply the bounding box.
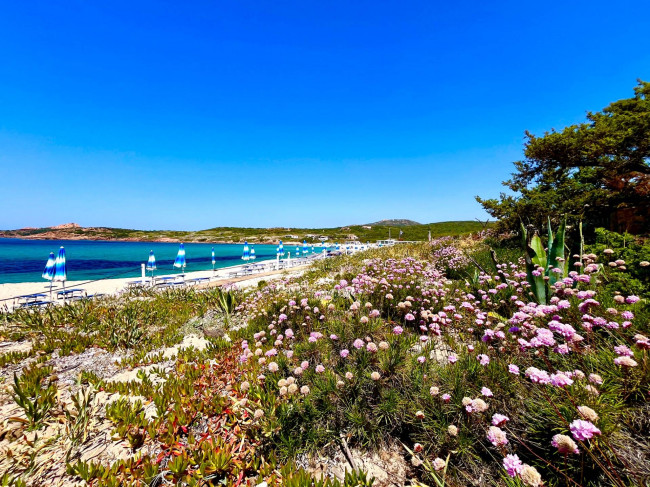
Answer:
[0,239,321,284]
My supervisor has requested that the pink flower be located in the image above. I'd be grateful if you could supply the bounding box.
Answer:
[508,364,520,375]
[330,334,339,340]
[487,426,508,447]
[550,373,574,388]
[503,454,523,477]
[614,356,638,367]
[448,353,458,364]
[525,367,551,384]
[477,354,490,366]
[492,414,509,426]
[301,360,310,369]
[614,345,633,357]
[353,339,365,349]
[481,387,493,397]
[417,356,426,363]
[405,313,415,321]
[393,326,404,335]
[315,364,325,373]
[570,419,601,441]
[441,393,451,402]
[340,349,349,358]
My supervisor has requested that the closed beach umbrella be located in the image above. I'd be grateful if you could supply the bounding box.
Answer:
[174,243,186,274]
[42,251,56,298]
[242,241,250,261]
[302,240,308,255]
[278,240,284,257]
[335,242,340,252]
[53,247,67,282]
[53,246,67,297]
[146,250,156,279]
[42,252,56,281]
[211,247,216,274]
[250,247,256,260]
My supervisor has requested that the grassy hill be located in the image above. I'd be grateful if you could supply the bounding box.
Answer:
[0,220,492,243]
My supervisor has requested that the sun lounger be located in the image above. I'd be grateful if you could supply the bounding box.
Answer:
[20,300,52,308]
[16,293,47,305]
[56,289,86,300]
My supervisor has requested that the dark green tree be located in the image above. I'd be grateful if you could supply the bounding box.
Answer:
[477,80,650,235]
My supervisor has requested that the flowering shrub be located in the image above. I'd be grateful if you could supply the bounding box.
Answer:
[2,235,648,486]
[235,239,649,486]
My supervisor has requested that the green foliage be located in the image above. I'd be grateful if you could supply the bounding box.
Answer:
[520,217,569,304]
[64,386,96,461]
[0,350,32,367]
[586,228,650,298]
[10,364,57,429]
[477,80,650,236]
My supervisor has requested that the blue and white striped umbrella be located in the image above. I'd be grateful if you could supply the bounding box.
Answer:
[278,240,284,257]
[173,243,186,272]
[311,245,314,253]
[53,246,67,282]
[211,247,216,266]
[250,247,256,260]
[302,240,308,255]
[335,243,340,251]
[295,246,300,257]
[42,252,56,281]
[146,250,156,271]
[242,241,250,261]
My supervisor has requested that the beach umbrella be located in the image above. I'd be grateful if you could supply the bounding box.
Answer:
[335,242,340,252]
[278,240,284,257]
[242,241,250,261]
[174,243,186,274]
[295,246,300,259]
[42,252,55,281]
[146,250,156,279]
[53,246,67,297]
[302,240,308,255]
[311,245,314,254]
[42,252,56,297]
[250,247,256,260]
[211,247,216,275]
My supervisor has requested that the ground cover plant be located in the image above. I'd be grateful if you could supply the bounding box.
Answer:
[0,228,648,486]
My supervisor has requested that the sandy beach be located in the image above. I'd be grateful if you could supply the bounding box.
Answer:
[0,256,318,311]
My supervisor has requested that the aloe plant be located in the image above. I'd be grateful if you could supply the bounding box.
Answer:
[520,217,568,304]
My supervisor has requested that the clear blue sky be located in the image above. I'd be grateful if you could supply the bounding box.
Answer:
[0,1,647,230]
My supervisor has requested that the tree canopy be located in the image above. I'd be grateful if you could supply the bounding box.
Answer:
[477,80,650,236]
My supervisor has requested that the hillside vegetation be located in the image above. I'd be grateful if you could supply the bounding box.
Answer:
[0,221,491,244]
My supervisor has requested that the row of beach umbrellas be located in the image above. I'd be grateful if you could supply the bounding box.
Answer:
[42,241,341,287]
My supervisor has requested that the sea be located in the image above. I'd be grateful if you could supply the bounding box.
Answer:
[0,239,321,284]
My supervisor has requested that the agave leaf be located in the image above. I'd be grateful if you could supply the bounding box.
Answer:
[520,224,547,304]
[530,234,547,269]
[548,217,566,285]
[546,217,554,270]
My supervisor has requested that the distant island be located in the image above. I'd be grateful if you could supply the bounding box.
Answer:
[0,220,491,244]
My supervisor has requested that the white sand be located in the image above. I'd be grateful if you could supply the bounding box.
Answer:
[0,256,319,311]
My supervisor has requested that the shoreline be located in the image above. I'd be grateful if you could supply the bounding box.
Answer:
[0,255,321,310]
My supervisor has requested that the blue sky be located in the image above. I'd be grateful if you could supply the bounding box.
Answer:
[0,1,647,230]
